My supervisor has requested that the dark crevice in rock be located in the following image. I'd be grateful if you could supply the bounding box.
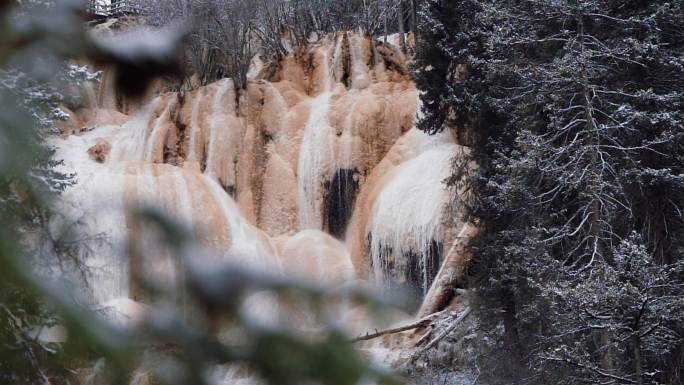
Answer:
[224,185,236,198]
[366,235,443,306]
[341,34,352,89]
[325,168,359,239]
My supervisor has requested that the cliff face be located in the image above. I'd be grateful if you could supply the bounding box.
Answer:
[53,32,470,332]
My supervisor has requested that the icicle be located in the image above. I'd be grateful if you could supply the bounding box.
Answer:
[331,33,345,84]
[206,79,234,178]
[366,130,457,295]
[297,92,334,230]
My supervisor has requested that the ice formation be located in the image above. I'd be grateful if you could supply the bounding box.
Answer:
[53,33,470,345]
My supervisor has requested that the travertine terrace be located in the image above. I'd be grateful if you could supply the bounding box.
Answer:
[53,32,471,338]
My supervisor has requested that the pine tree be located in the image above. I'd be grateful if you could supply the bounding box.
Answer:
[412,0,492,144]
[415,0,684,383]
[0,3,97,381]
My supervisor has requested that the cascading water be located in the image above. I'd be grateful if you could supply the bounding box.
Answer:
[331,34,345,83]
[52,126,130,305]
[82,81,99,110]
[144,97,175,162]
[349,34,371,90]
[296,35,367,233]
[297,39,338,230]
[185,87,205,170]
[109,98,162,162]
[297,91,334,230]
[51,104,276,307]
[51,33,471,378]
[366,129,457,297]
[206,78,234,179]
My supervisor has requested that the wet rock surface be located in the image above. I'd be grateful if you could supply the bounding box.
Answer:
[87,138,112,163]
[53,32,474,375]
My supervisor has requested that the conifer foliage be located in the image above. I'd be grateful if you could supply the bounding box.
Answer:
[415,1,684,383]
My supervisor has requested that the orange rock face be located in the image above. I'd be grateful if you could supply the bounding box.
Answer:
[87,138,112,163]
[55,33,472,331]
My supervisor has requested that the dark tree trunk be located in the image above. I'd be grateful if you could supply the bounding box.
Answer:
[634,335,644,385]
[383,10,388,43]
[397,0,406,52]
[409,0,417,33]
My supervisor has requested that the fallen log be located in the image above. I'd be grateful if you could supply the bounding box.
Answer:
[351,310,445,343]
[418,223,479,317]
[418,306,472,353]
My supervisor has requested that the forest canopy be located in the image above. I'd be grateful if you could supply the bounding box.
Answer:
[414,0,684,384]
[1,0,683,384]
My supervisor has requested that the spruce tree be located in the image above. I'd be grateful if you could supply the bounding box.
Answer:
[415,1,684,383]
